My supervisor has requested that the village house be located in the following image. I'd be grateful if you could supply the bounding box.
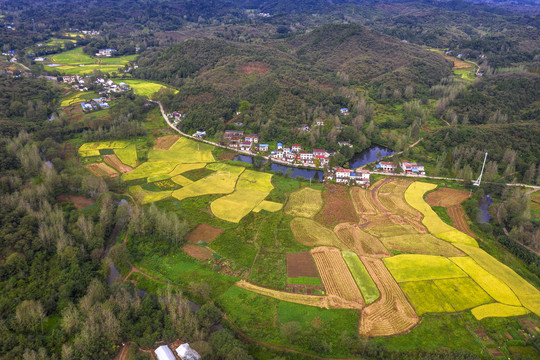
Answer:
[245,134,259,143]
[176,343,200,360]
[282,146,291,153]
[291,144,302,152]
[400,161,425,175]
[193,130,206,138]
[277,142,283,150]
[285,152,296,161]
[224,130,244,140]
[240,141,252,151]
[334,168,370,186]
[376,161,397,172]
[63,75,80,83]
[313,149,327,158]
[335,168,352,183]
[95,48,117,57]
[258,144,269,152]
[340,108,350,115]
[316,120,325,126]
[299,152,314,162]
[299,124,310,132]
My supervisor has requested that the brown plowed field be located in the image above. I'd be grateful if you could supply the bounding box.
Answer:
[334,223,390,258]
[425,187,471,207]
[447,205,477,238]
[56,194,95,210]
[153,135,180,150]
[359,257,419,337]
[378,179,422,221]
[315,184,358,227]
[237,62,270,75]
[186,224,223,244]
[311,247,364,308]
[84,163,119,178]
[350,187,376,215]
[182,243,213,261]
[286,252,319,278]
[103,154,134,174]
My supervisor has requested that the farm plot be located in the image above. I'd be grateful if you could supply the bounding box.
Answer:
[84,163,118,177]
[405,182,478,247]
[153,135,180,150]
[359,256,419,336]
[78,140,131,157]
[315,184,358,227]
[378,179,421,220]
[186,224,223,244]
[447,206,477,238]
[434,277,493,311]
[116,79,177,97]
[169,163,207,177]
[364,223,417,238]
[425,187,471,207]
[379,233,464,257]
[148,137,214,163]
[103,154,133,174]
[182,243,213,261]
[52,48,94,64]
[455,244,540,316]
[342,251,379,304]
[113,144,138,167]
[284,187,323,218]
[383,254,467,282]
[471,303,528,320]
[236,280,329,308]
[129,185,172,204]
[400,281,454,315]
[334,223,390,257]
[450,256,521,306]
[56,194,95,210]
[286,252,319,278]
[290,217,340,247]
[311,247,364,308]
[252,201,283,213]
[210,170,274,223]
[172,163,244,201]
[350,187,376,215]
[122,161,178,181]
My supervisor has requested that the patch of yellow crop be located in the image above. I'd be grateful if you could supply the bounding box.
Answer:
[450,256,521,306]
[436,230,478,247]
[284,187,324,218]
[129,185,172,204]
[122,161,179,181]
[172,164,244,201]
[168,163,206,177]
[471,303,528,320]
[383,254,468,282]
[171,175,193,187]
[78,141,130,157]
[253,201,283,213]
[148,137,214,163]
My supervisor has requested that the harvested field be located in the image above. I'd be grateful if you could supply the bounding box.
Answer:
[342,251,380,304]
[186,224,223,245]
[153,135,180,150]
[359,256,419,336]
[286,252,319,278]
[425,187,471,207]
[290,217,341,247]
[379,233,464,257]
[311,247,364,308]
[334,223,390,257]
[471,303,528,320]
[315,184,358,227]
[236,280,329,308]
[56,194,95,210]
[364,223,417,238]
[455,244,540,316]
[84,163,118,177]
[252,201,283,213]
[284,187,323,218]
[378,179,421,220]
[350,187,376,215]
[183,243,213,261]
[447,206,477,238]
[383,254,467,282]
[450,256,521,306]
[103,154,133,174]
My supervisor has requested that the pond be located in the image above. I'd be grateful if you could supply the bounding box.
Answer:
[349,145,396,168]
[478,194,493,223]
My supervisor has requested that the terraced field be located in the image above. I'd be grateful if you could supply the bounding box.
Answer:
[350,187,376,215]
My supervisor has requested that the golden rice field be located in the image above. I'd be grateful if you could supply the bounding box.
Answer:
[148,137,214,163]
[253,201,283,213]
[235,280,329,308]
[383,254,467,282]
[349,187,376,215]
[129,185,172,205]
[284,187,323,218]
[78,140,131,157]
[122,161,179,181]
[471,303,529,320]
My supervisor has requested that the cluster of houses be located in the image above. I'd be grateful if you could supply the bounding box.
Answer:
[167,111,187,124]
[271,144,332,167]
[96,77,131,95]
[95,48,117,57]
[375,161,426,175]
[62,75,87,91]
[223,130,261,151]
[330,167,371,186]
[154,343,200,360]
[81,97,110,112]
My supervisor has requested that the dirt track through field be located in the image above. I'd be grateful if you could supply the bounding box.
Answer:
[103,154,134,174]
[359,256,419,336]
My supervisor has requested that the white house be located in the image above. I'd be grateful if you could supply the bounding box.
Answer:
[96,48,117,57]
[277,142,283,150]
[285,152,296,161]
[291,144,302,152]
[155,345,175,360]
[240,141,252,151]
[245,134,259,143]
[400,161,425,175]
[340,108,349,115]
[376,161,397,172]
[176,343,201,360]
[299,152,313,161]
[335,168,351,183]
[354,169,370,184]
[258,144,269,152]
[316,120,324,126]
[193,131,206,138]
[338,141,353,148]
[313,149,327,157]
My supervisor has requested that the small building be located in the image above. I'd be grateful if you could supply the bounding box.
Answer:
[376,161,396,172]
[155,345,175,360]
[285,152,296,161]
[316,120,324,126]
[245,134,259,143]
[277,142,283,150]
[335,168,351,183]
[299,124,310,132]
[96,48,117,57]
[340,108,349,115]
[258,144,269,152]
[313,149,327,158]
[291,144,302,152]
[240,141,252,151]
[176,343,201,360]
[224,130,244,139]
[193,130,206,138]
[400,161,425,175]
[299,152,314,161]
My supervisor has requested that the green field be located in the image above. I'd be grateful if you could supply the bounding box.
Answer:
[45,48,137,75]
[115,79,177,97]
[45,38,77,48]
[52,48,94,64]
[401,281,454,315]
[288,277,323,286]
[284,187,323,218]
[60,91,99,107]
[114,144,138,167]
[342,251,379,304]
[433,277,493,311]
[383,254,468,282]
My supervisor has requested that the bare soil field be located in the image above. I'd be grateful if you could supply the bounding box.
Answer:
[84,163,119,178]
[237,62,270,75]
[153,135,180,150]
[334,223,390,258]
[286,252,319,278]
[182,243,213,261]
[311,247,364,307]
[103,154,134,174]
[186,224,223,244]
[448,206,477,238]
[359,256,419,337]
[315,184,358,227]
[425,187,471,207]
[350,187,376,215]
[56,194,95,210]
